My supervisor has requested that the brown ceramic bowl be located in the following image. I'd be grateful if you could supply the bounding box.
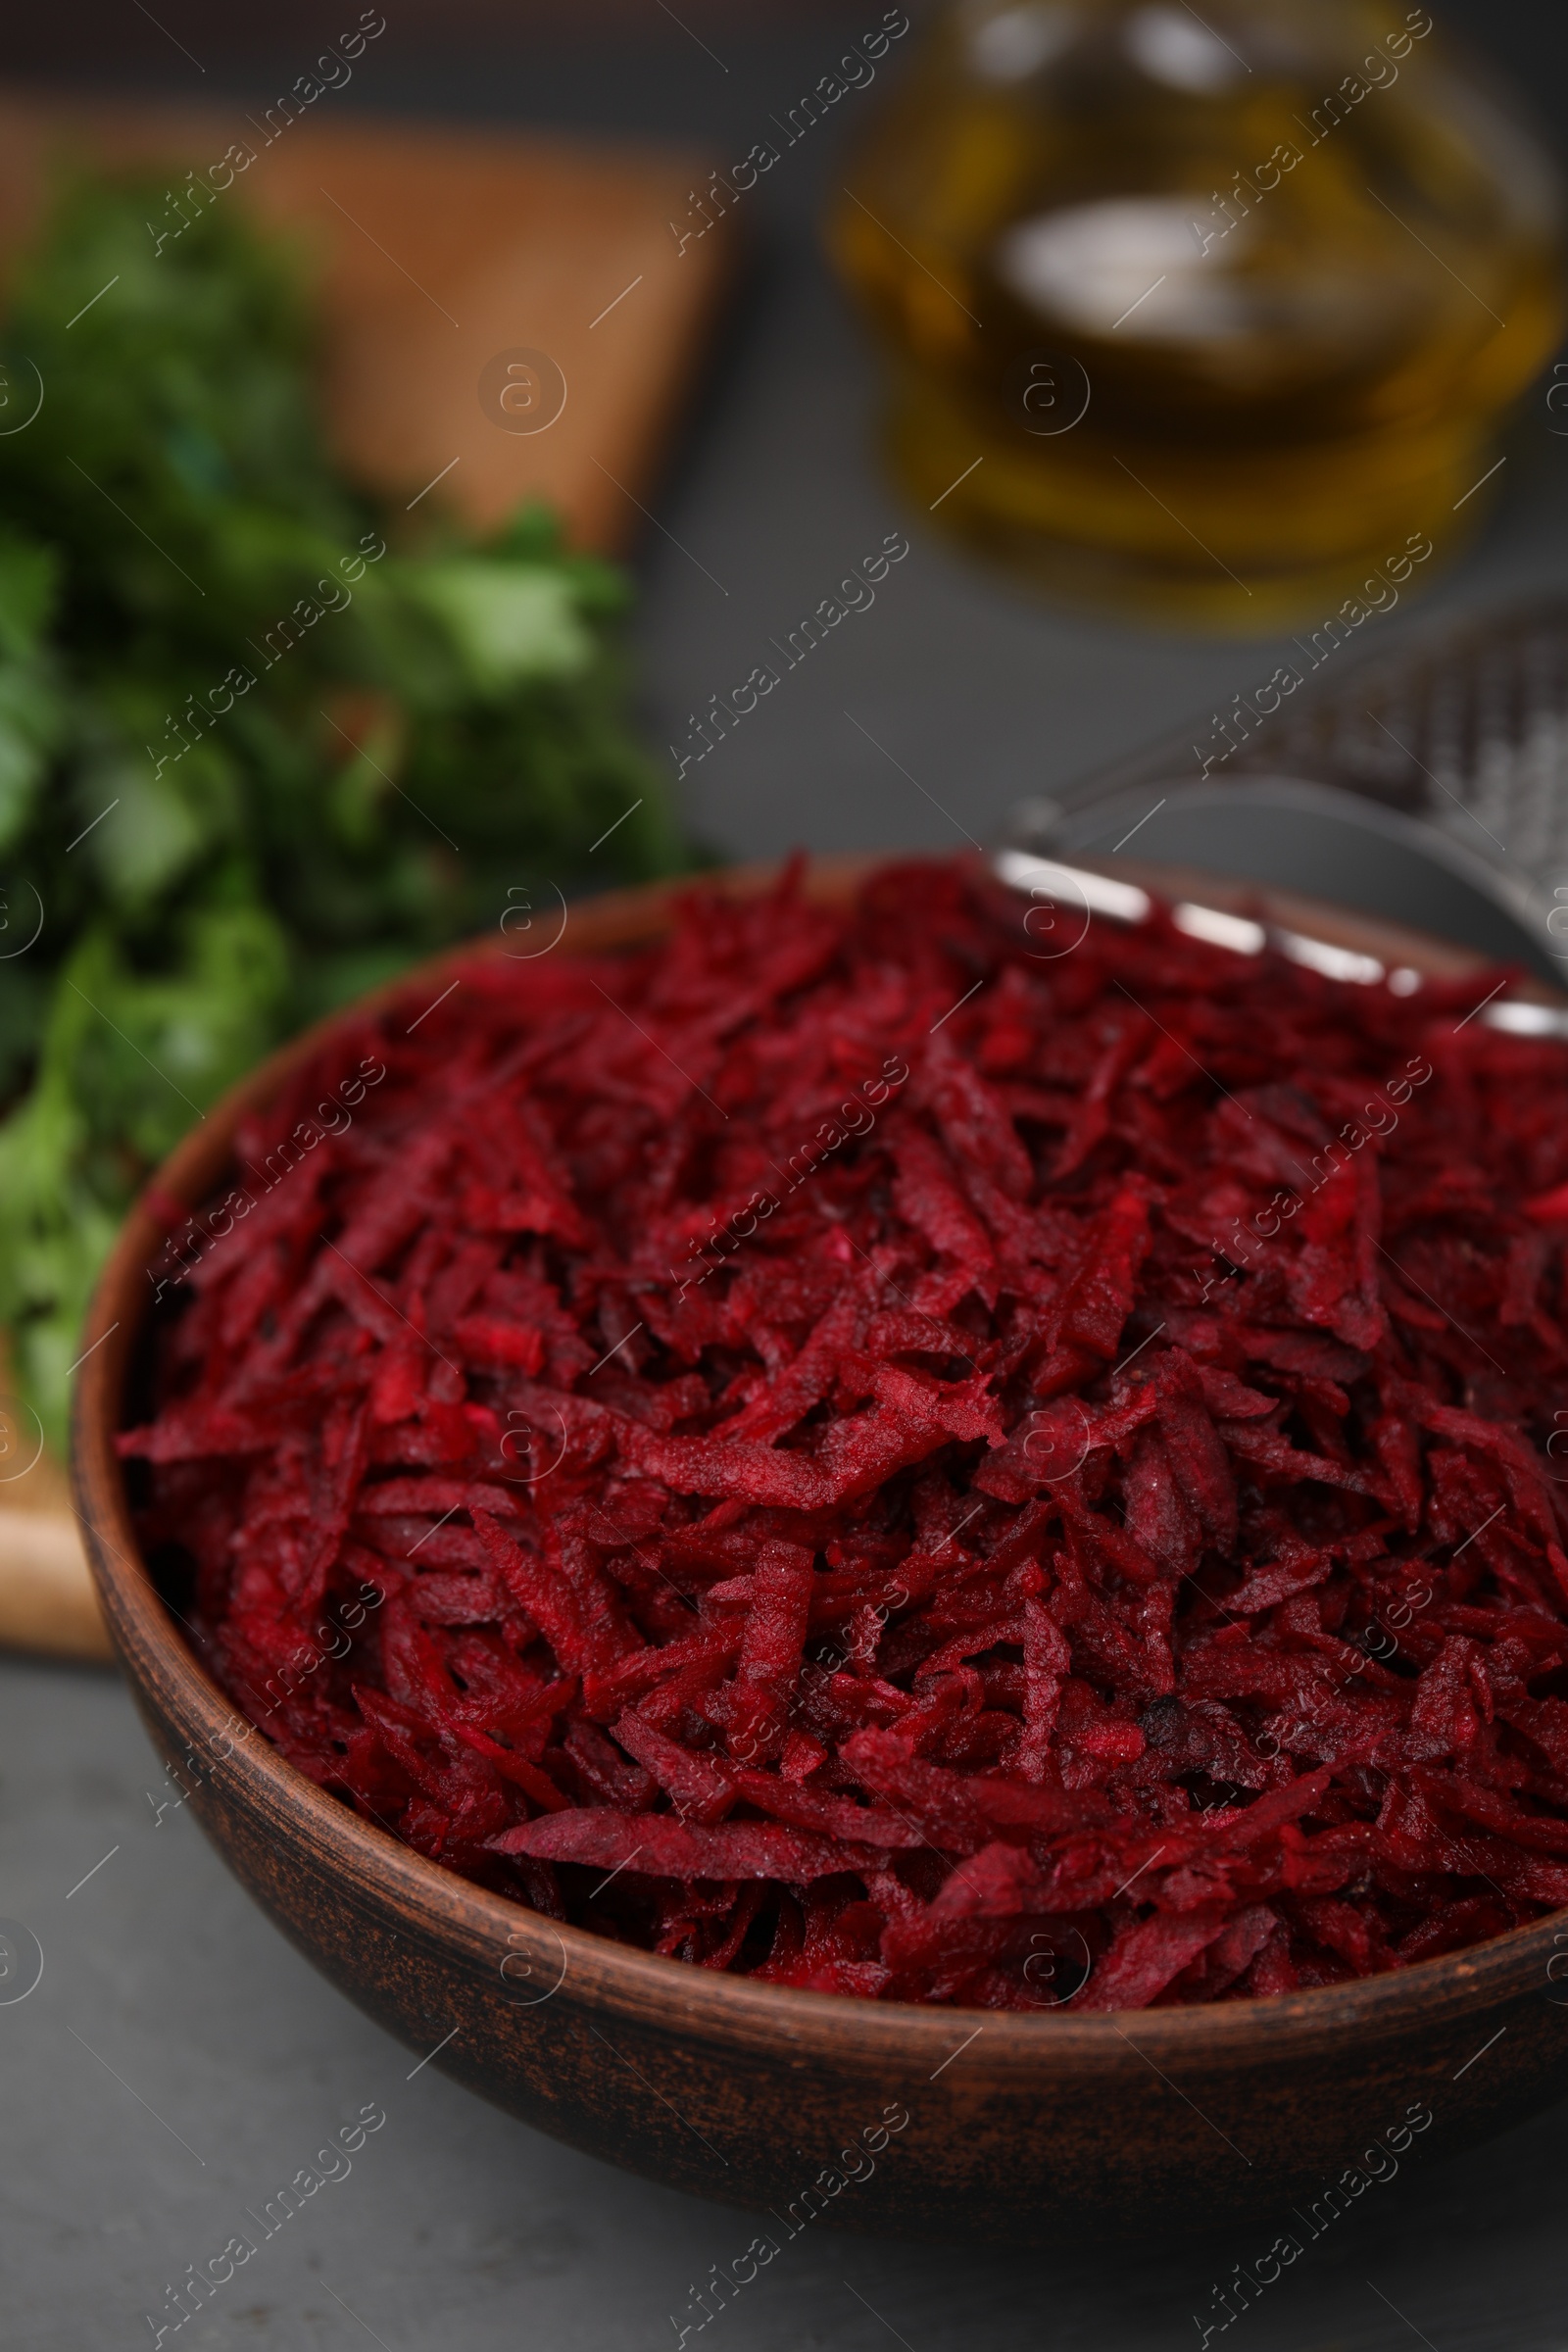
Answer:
[73,858,1568,2249]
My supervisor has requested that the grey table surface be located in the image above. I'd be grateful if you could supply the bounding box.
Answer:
[10,7,1568,2346]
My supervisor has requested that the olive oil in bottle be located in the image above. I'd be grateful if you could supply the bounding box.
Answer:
[831,0,1565,628]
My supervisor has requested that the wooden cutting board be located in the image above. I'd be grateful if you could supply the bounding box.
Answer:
[0,87,738,546]
[0,90,736,1660]
[0,1400,108,1660]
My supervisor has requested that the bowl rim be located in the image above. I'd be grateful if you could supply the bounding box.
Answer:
[71,853,1568,2062]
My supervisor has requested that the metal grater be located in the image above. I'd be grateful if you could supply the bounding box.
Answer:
[1000,596,1568,982]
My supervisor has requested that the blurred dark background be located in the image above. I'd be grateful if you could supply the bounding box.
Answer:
[15,0,1568,868]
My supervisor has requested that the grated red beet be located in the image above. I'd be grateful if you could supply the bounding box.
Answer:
[121,859,1568,2008]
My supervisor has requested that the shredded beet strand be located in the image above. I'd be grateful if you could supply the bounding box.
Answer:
[122,859,1568,2008]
